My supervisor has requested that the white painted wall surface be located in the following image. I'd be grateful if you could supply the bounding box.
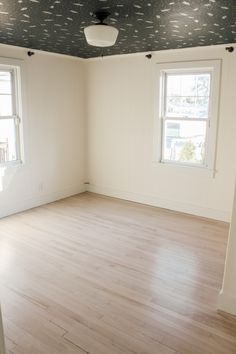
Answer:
[0,45,86,218]
[0,43,235,317]
[0,307,5,354]
[87,44,236,221]
[218,179,236,315]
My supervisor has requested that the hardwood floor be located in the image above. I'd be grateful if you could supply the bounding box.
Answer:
[0,192,236,354]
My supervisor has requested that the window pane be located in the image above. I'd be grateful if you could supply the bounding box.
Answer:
[0,119,17,163]
[163,120,206,165]
[197,74,210,96]
[0,71,12,94]
[165,73,211,118]
[180,75,197,96]
[166,97,182,117]
[0,94,13,116]
[196,97,209,118]
[166,96,196,118]
[166,75,181,96]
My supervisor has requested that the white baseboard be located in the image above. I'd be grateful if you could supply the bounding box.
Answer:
[87,184,231,222]
[0,184,86,219]
[218,290,236,316]
[1,182,231,222]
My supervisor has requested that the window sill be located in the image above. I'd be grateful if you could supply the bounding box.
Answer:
[0,160,23,168]
[152,160,217,178]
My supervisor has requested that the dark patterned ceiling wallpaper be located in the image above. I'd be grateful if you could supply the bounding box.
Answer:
[0,0,235,58]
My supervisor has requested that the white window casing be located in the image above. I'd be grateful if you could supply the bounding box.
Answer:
[0,57,25,168]
[153,60,221,174]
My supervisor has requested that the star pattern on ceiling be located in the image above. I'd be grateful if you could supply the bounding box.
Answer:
[0,0,235,58]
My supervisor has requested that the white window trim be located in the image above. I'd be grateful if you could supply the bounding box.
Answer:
[0,57,25,168]
[153,59,222,175]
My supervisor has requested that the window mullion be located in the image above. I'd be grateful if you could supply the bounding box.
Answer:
[163,116,208,122]
[0,115,18,120]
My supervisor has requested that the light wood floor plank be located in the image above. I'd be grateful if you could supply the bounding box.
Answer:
[1,192,236,354]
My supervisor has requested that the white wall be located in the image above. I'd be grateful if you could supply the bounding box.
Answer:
[0,306,5,354]
[0,45,86,218]
[87,44,236,221]
[0,43,235,317]
[1,43,235,221]
[218,179,236,315]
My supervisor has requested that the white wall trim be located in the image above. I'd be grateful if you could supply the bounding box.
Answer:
[1,183,230,221]
[0,43,84,62]
[0,184,86,219]
[218,290,236,316]
[1,40,235,62]
[87,43,236,61]
[87,184,230,222]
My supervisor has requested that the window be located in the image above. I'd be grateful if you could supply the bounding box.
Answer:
[156,60,221,169]
[0,64,22,166]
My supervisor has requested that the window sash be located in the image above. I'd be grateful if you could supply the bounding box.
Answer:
[159,69,214,168]
[0,68,21,166]
[160,117,209,167]
[154,60,221,173]
[0,115,19,120]
[163,71,212,121]
[0,117,21,165]
[0,69,17,118]
[162,116,209,122]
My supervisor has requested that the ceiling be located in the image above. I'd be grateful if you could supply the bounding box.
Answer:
[0,0,235,59]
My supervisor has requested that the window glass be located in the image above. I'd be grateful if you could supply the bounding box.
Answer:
[157,61,220,169]
[0,71,13,116]
[0,71,12,94]
[163,120,206,165]
[0,119,17,163]
[165,73,211,119]
[0,95,13,116]
[0,66,21,165]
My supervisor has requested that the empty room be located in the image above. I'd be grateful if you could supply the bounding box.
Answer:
[1,0,236,353]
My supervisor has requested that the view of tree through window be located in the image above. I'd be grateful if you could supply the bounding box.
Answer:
[162,72,211,165]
